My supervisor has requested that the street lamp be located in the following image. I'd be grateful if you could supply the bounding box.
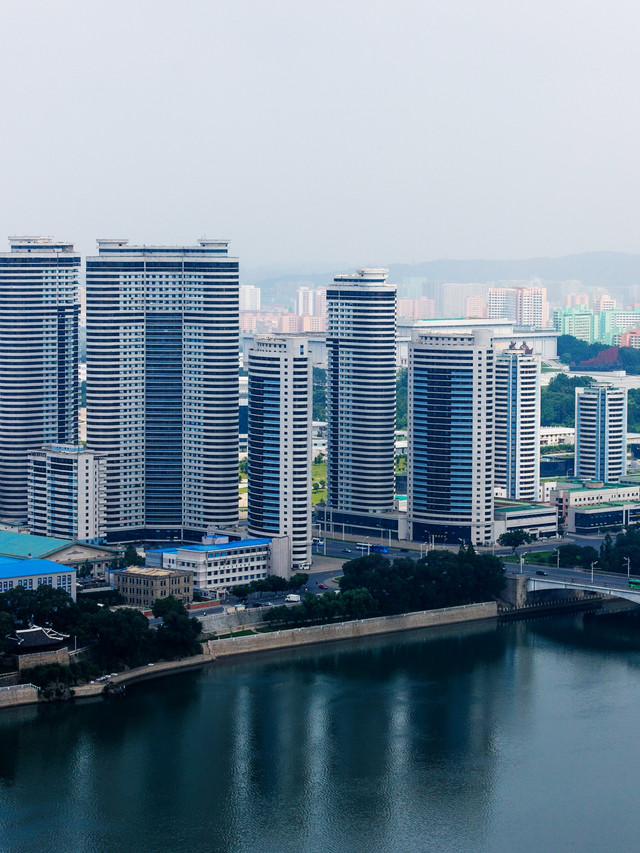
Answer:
[553,548,560,571]
[624,556,631,579]
[591,561,598,583]
[519,552,525,574]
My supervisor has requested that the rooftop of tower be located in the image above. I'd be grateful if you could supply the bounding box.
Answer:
[333,268,389,284]
[94,238,232,256]
[7,236,76,253]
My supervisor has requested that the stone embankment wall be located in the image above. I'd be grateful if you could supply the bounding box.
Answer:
[207,602,498,659]
[0,684,39,707]
[17,648,70,671]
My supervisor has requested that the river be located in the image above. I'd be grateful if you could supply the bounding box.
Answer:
[2,613,640,853]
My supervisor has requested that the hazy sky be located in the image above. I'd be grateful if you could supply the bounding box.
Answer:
[1,0,639,273]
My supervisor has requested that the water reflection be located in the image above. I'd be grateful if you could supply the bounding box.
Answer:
[2,616,640,853]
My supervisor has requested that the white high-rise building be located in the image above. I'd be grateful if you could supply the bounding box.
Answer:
[28,445,106,542]
[239,284,261,312]
[408,329,495,545]
[488,286,547,327]
[575,383,627,483]
[314,287,327,318]
[488,288,518,322]
[495,347,540,501]
[296,286,315,316]
[247,336,312,568]
[86,238,239,542]
[0,237,80,523]
[327,269,396,513]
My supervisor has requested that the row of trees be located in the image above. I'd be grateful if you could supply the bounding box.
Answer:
[0,587,201,672]
[598,528,640,575]
[231,573,309,599]
[266,548,505,627]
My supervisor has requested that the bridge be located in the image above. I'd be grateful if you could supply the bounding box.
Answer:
[504,563,640,605]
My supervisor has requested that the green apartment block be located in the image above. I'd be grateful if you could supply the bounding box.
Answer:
[598,308,640,345]
[553,306,595,343]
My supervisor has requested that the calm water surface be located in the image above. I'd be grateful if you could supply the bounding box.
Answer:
[2,615,640,853]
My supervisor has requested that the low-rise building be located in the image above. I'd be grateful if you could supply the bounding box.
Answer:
[111,567,193,609]
[0,530,116,576]
[493,501,558,539]
[548,481,640,521]
[567,501,640,534]
[148,536,291,598]
[0,556,76,599]
[540,426,575,447]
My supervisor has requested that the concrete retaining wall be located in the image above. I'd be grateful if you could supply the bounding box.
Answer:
[207,602,498,659]
[199,609,266,634]
[0,672,20,687]
[0,684,39,707]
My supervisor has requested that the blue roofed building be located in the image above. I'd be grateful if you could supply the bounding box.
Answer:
[146,535,291,598]
[0,530,116,578]
[0,556,76,599]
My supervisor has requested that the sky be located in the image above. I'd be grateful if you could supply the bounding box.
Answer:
[1,0,639,274]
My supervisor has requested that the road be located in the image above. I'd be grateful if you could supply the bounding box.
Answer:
[503,561,638,594]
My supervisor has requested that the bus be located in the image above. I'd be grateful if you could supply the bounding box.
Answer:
[628,579,640,590]
[371,545,389,554]
[356,543,370,552]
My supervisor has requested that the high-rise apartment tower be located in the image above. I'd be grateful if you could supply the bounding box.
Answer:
[247,336,312,568]
[326,269,396,513]
[0,237,79,522]
[86,239,239,542]
[494,346,540,501]
[408,329,494,545]
[575,383,627,483]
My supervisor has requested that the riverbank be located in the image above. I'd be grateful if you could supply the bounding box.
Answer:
[0,601,499,707]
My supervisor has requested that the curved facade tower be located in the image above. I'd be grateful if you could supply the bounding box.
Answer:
[86,239,239,542]
[326,269,396,513]
[247,336,312,568]
[0,237,79,523]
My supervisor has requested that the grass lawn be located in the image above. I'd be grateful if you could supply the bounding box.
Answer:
[312,461,327,480]
[503,550,554,566]
[312,489,327,505]
[211,629,256,640]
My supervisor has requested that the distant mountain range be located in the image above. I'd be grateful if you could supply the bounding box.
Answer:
[249,251,640,302]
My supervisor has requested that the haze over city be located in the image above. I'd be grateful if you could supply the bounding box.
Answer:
[2,0,640,271]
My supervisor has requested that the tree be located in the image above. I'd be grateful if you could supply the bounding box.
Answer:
[153,602,201,659]
[396,368,408,429]
[124,544,145,567]
[540,373,592,427]
[0,585,79,632]
[313,367,327,420]
[497,529,533,553]
[90,607,153,669]
[0,611,15,655]
[152,595,187,619]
